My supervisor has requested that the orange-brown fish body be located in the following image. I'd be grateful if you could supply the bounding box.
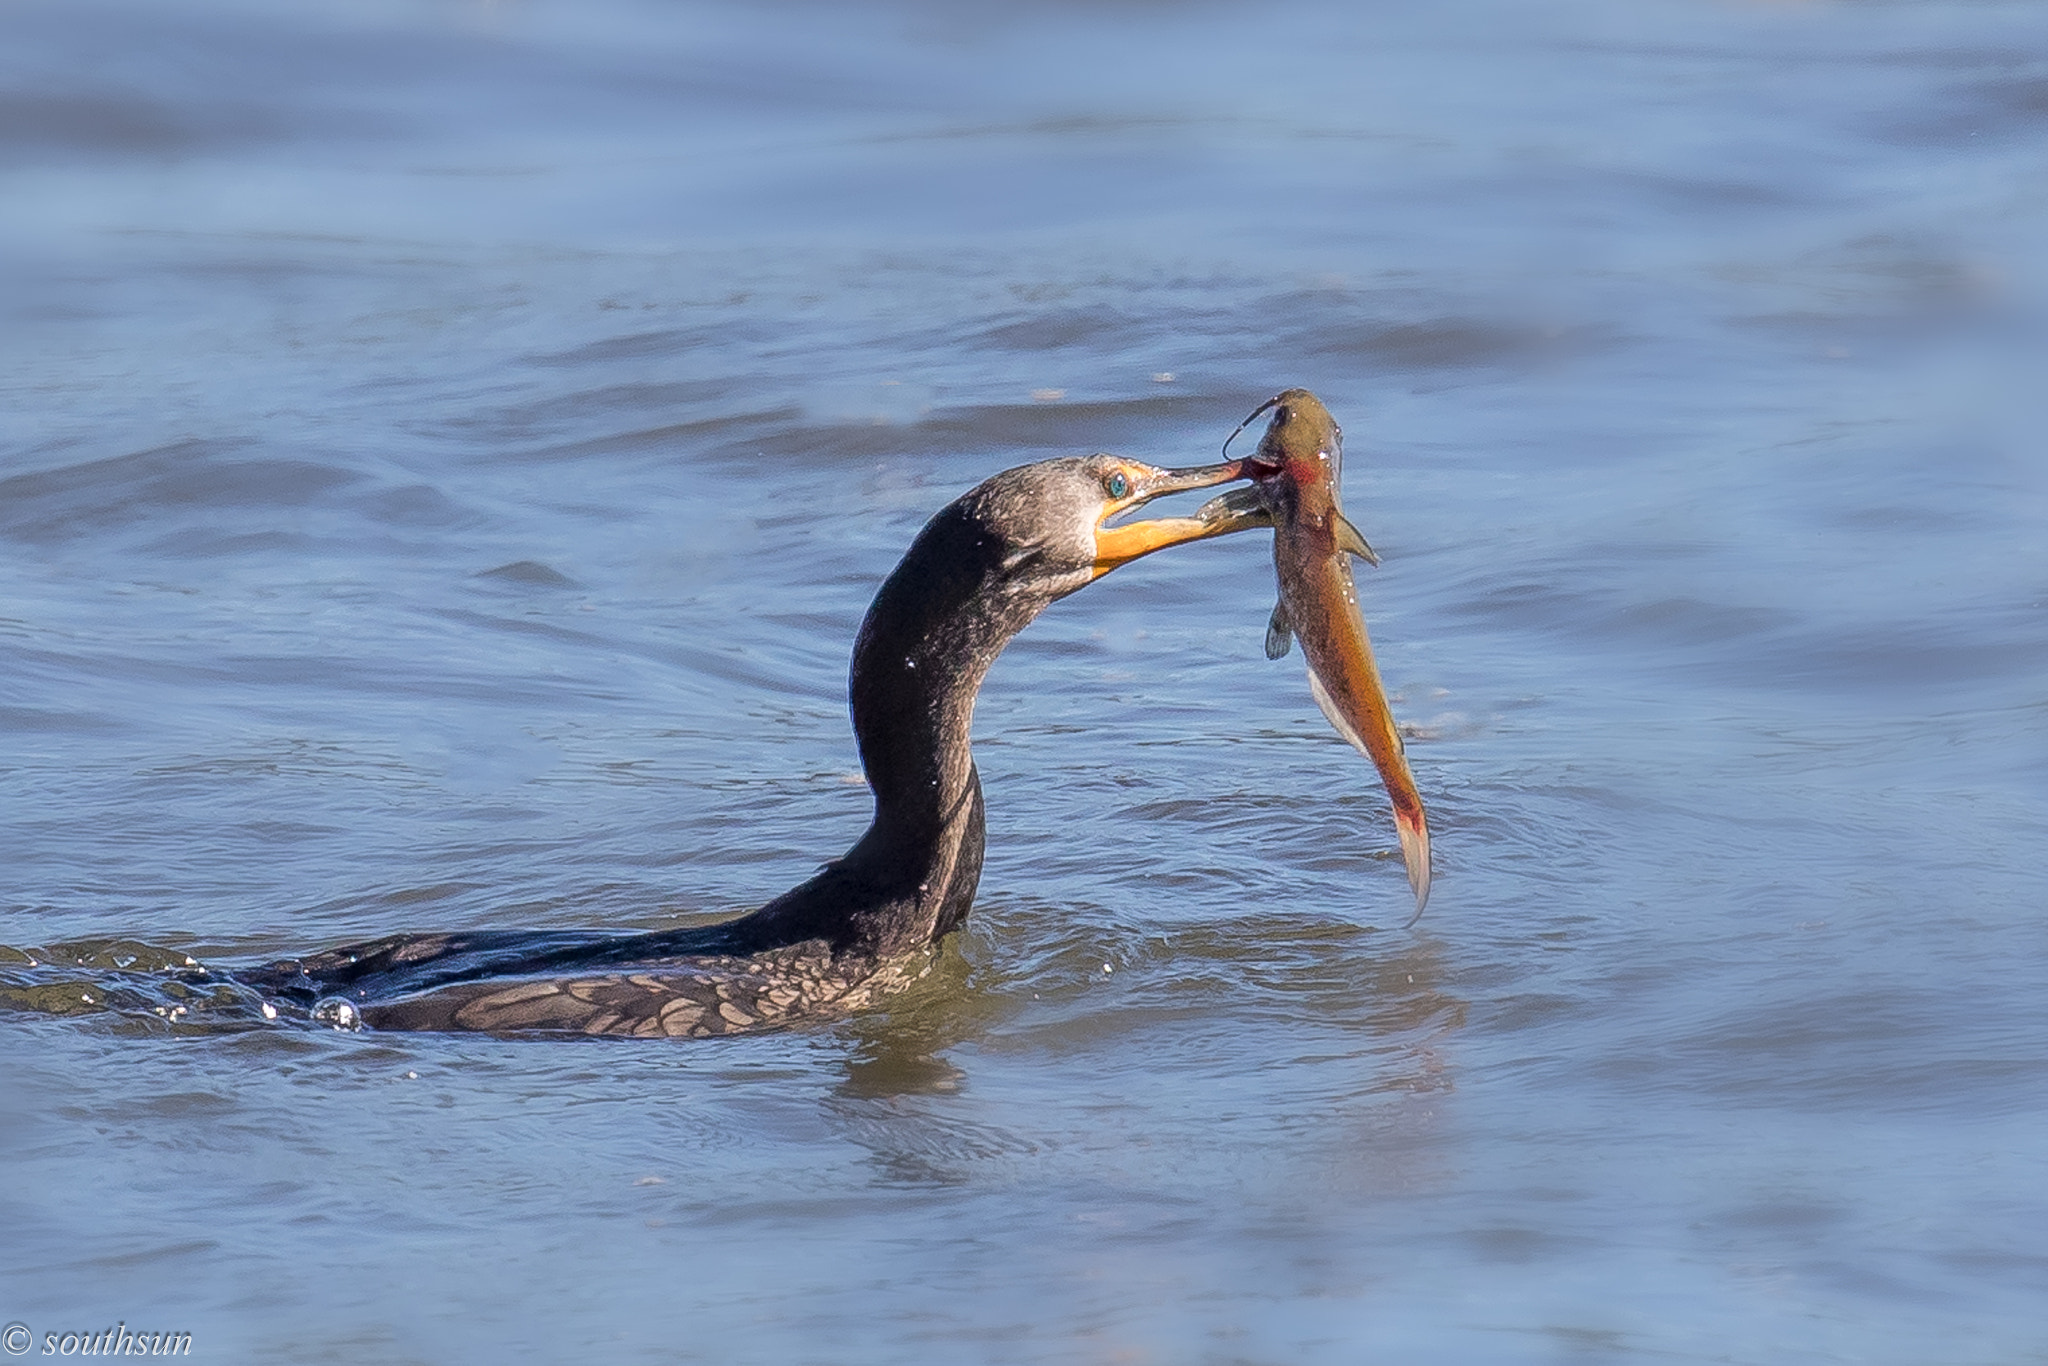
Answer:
[1242,389,1432,911]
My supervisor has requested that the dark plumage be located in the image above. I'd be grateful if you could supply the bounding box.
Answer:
[239,455,1255,1036]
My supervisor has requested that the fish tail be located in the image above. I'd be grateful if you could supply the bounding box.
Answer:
[1394,801,1431,918]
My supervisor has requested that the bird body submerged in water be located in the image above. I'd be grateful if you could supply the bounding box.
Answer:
[241,456,1258,1037]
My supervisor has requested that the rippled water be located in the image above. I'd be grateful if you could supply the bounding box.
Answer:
[5,0,2047,1361]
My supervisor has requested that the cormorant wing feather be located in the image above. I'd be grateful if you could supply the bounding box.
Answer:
[359,969,798,1038]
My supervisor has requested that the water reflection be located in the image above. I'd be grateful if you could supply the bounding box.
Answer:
[817,909,1467,1188]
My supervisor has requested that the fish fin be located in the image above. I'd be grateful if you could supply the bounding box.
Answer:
[1394,810,1432,921]
[1334,512,1380,566]
[1264,601,1293,659]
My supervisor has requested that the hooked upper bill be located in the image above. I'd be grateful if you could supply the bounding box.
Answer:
[1087,458,1258,576]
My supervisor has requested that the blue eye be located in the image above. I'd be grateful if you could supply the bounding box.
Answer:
[1105,472,1130,499]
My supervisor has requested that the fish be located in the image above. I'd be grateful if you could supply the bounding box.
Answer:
[1203,388,1432,914]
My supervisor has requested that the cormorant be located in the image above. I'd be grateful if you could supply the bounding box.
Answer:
[241,454,1256,1036]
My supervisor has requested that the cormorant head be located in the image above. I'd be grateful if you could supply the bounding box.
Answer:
[957,454,1256,603]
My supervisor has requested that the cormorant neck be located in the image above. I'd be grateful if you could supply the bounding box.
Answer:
[737,501,1051,958]
[850,505,1022,836]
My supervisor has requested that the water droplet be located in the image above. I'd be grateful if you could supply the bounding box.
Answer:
[312,997,361,1031]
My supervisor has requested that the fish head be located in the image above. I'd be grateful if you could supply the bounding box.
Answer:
[1249,388,1343,490]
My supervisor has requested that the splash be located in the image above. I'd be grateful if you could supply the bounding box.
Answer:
[0,938,289,1033]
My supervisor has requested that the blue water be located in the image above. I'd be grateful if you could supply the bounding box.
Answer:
[4,0,2047,1361]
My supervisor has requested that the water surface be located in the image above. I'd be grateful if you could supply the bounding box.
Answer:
[4,1,2047,1361]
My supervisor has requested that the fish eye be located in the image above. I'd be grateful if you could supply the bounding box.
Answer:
[1104,471,1130,500]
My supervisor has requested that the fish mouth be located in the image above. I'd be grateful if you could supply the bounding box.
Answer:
[1088,459,1260,576]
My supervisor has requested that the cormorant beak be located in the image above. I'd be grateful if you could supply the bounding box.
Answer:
[1089,460,1264,579]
